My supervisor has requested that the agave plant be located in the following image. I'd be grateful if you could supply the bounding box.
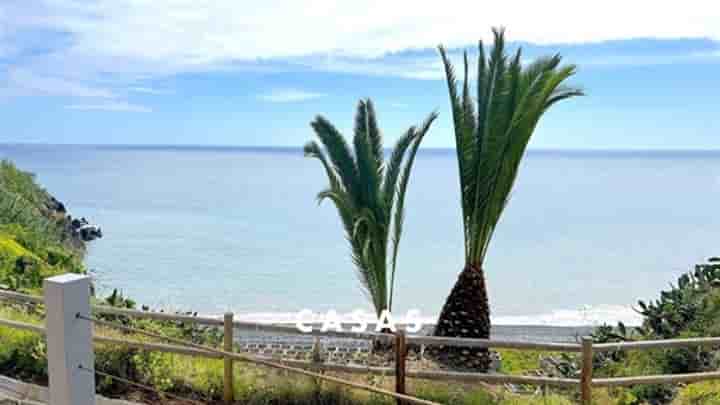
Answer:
[433,28,582,369]
[304,99,437,316]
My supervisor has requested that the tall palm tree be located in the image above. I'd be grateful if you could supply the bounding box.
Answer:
[305,99,437,317]
[433,28,583,369]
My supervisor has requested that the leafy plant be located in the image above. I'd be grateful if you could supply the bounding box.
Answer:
[636,258,720,339]
[305,99,437,315]
[433,28,582,369]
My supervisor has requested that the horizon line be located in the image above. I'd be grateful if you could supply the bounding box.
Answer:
[2,142,720,155]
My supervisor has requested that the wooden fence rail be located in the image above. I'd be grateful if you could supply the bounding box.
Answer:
[594,337,720,352]
[0,317,578,386]
[5,287,720,404]
[0,289,581,350]
[0,289,393,343]
[407,335,581,352]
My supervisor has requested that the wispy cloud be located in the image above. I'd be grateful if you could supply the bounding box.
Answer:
[20,1,720,63]
[5,68,114,98]
[129,86,172,95]
[0,0,719,100]
[65,101,151,113]
[294,53,444,80]
[257,89,326,103]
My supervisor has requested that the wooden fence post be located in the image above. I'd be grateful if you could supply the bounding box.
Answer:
[223,312,234,404]
[44,274,96,405]
[395,330,407,405]
[581,336,593,405]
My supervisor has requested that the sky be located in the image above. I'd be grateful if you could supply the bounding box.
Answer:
[0,1,719,149]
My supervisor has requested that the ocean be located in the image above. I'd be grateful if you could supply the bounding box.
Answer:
[2,144,718,329]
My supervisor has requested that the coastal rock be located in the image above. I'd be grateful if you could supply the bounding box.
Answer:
[48,196,66,213]
[78,224,102,242]
[67,215,102,242]
[32,182,104,250]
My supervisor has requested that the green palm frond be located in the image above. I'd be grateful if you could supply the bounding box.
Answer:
[307,99,436,315]
[388,112,438,309]
[310,117,360,205]
[439,46,474,256]
[440,28,583,266]
[303,141,343,192]
[353,101,383,219]
[316,188,355,239]
[382,128,416,214]
[362,99,384,176]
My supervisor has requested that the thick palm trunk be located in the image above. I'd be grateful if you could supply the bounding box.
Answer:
[431,263,491,370]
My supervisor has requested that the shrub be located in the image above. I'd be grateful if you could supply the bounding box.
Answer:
[675,381,720,404]
[0,308,47,382]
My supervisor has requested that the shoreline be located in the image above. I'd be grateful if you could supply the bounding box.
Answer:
[205,303,643,330]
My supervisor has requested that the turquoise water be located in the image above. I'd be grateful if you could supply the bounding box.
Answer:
[1,144,718,326]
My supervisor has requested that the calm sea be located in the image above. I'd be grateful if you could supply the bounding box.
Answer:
[2,144,718,327]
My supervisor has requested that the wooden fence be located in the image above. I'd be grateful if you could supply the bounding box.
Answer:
[4,287,720,404]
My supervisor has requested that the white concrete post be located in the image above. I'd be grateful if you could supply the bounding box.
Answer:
[44,274,96,405]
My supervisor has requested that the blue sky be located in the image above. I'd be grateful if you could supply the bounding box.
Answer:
[1,1,719,149]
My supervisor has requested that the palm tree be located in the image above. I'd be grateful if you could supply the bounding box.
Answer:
[305,99,437,317]
[433,28,583,369]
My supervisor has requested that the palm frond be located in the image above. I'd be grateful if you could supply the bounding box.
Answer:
[316,188,355,238]
[307,100,436,315]
[388,112,438,309]
[353,100,383,219]
[310,116,360,205]
[364,99,384,177]
[439,28,582,266]
[382,128,416,213]
[439,45,473,255]
[303,141,342,192]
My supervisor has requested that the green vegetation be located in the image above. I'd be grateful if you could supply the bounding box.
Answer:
[0,305,578,404]
[304,99,437,315]
[0,160,69,247]
[0,160,85,291]
[0,306,46,381]
[585,258,720,404]
[432,28,582,369]
[497,350,554,376]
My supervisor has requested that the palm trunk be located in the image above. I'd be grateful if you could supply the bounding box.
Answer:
[432,263,491,370]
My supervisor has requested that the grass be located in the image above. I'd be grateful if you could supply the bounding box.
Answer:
[0,229,78,292]
[496,350,559,375]
[0,305,47,382]
[0,233,35,258]
[0,160,47,207]
[6,295,720,404]
[0,161,85,291]
[0,301,586,404]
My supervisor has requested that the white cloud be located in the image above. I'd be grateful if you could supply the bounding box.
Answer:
[65,101,151,113]
[257,89,326,103]
[8,1,720,69]
[35,1,720,62]
[1,0,719,94]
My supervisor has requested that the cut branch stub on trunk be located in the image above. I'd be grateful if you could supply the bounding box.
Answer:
[431,264,492,370]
